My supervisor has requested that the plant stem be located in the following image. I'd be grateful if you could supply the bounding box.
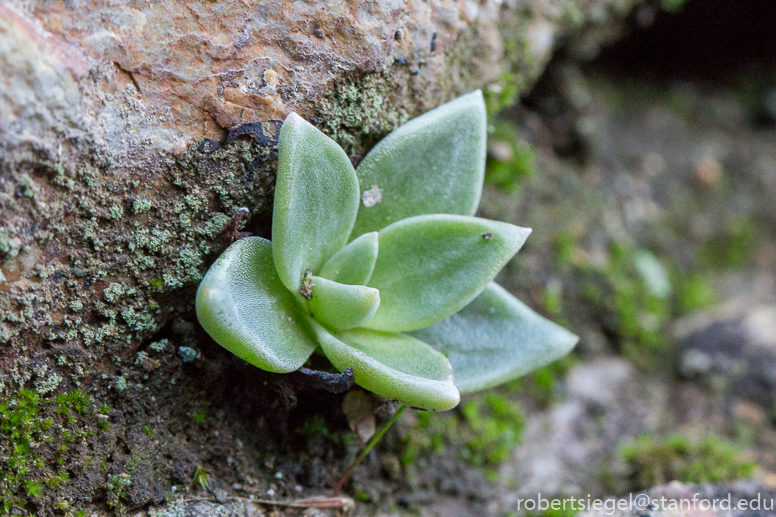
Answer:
[332,404,407,495]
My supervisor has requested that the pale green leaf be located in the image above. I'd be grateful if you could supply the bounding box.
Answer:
[196,237,317,373]
[634,250,672,300]
[351,90,488,237]
[412,282,579,394]
[272,113,360,293]
[311,322,460,411]
[305,275,380,330]
[363,214,531,332]
[318,231,379,285]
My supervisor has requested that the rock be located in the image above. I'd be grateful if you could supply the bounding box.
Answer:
[499,358,668,502]
[0,0,646,368]
[342,390,377,444]
[212,487,228,504]
[673,292,776,406]
[143,499,266,517]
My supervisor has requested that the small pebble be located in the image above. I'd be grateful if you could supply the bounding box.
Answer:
[213,488,228,504]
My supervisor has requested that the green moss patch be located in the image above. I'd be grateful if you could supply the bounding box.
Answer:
[620,433,757,490]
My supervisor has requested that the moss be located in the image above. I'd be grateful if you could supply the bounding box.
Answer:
[484,72,526,118]
[509,355,580,408]
[297,415,350,447]
[0,388,114,514]
[698,216,756,270]
[484,121,537,192]
[517,500,579,517]
[191,466,210,490]
[673,272,719,312]
[460,393,524,466]
[401,392,524,473]
[554,237,675,369]
[620,433,757,490]
[105,473,132,508]
[660,0,688,13]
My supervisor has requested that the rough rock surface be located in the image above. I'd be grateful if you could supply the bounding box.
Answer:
[0,0,642,376]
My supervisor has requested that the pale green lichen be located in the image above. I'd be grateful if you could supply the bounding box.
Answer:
[149,339,168,352]
[121,308,157,334]
[135,351,149,365]
[0,229,22,258]
[177,347,200,363]
[34,372,62,395]
[314,73,409,155]
[103,283,126,303]
[109,205,124,220]
[196,213,231,239]
[114,376,127,392]
[132,199,152,214]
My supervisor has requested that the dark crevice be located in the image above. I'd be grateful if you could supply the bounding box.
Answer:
[591,0,776,82]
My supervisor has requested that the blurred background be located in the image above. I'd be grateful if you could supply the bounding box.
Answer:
[396,0,776,513]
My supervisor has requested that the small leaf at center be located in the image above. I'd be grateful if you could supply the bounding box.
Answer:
[306,275,380,330]
[319,231,379,286]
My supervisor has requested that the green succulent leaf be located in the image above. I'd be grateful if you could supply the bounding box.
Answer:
[305,275,380,330]
[318,231,379,286]
[351,90,488,237]
[362,214,531,332]
[196,237,317,373]
[311,322,460,411]
[412,282,579,394]
[272,112,360,293]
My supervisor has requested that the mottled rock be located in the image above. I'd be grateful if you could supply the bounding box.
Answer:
[499,358,668,502]
[674,289,776,406]
[0,0,644,371]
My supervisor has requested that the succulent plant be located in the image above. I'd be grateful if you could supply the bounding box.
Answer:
[196,91,577,411]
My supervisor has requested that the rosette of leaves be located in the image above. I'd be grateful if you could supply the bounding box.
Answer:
[196,91,578,411]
